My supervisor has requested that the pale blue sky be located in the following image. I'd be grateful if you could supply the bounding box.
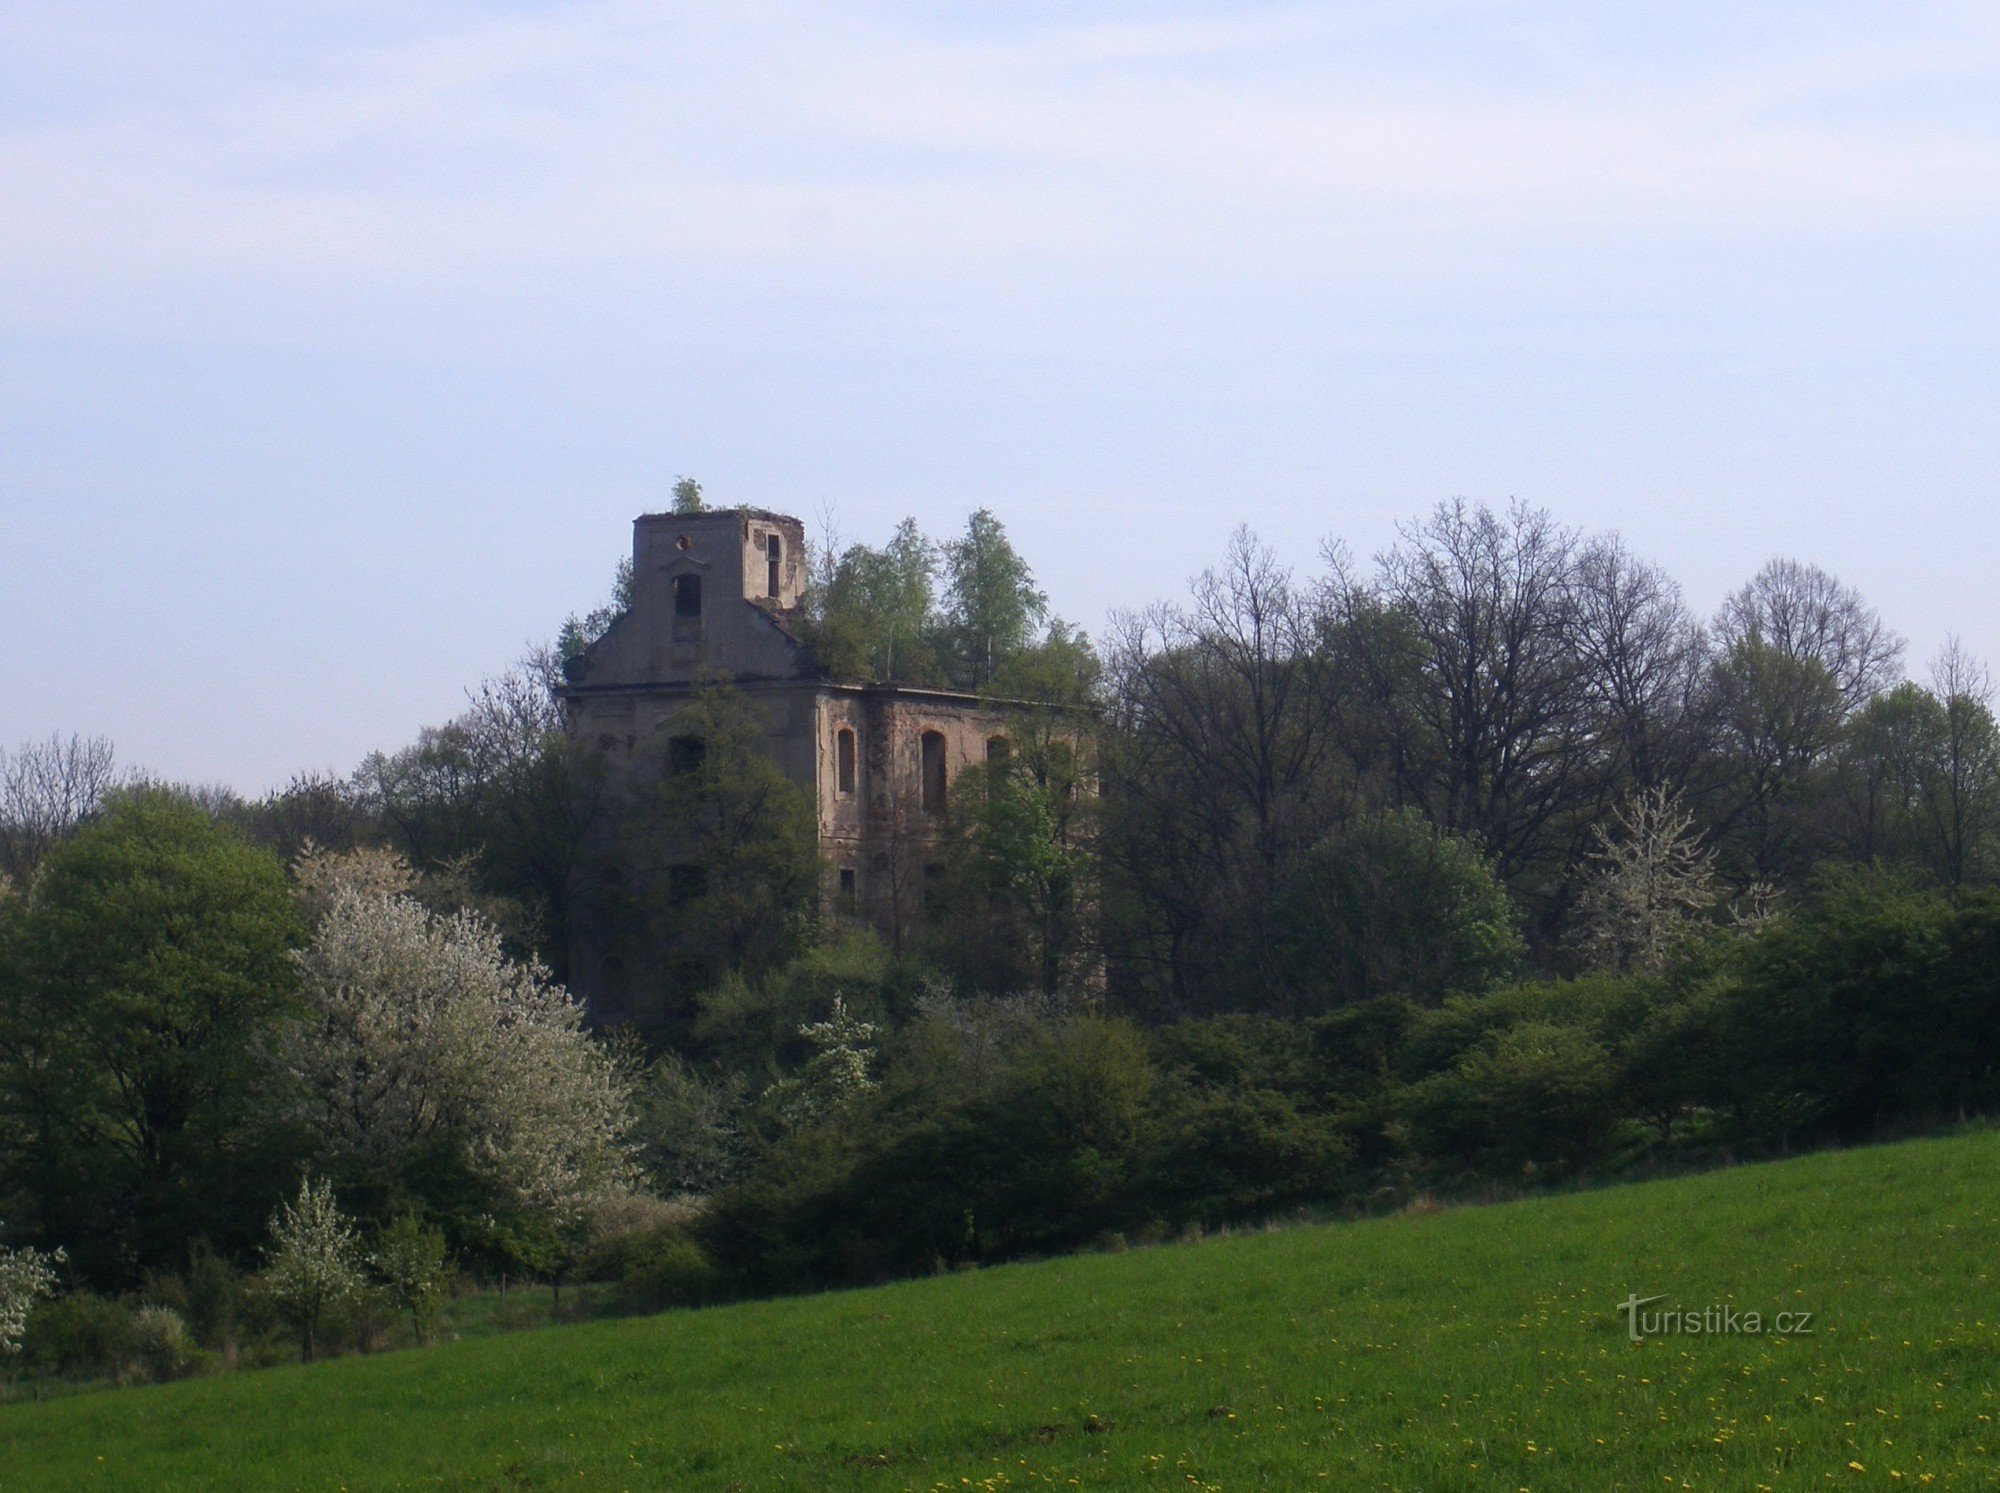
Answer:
[4,1,1998,790]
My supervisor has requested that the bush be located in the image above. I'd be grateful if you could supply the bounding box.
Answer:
[20,1292,133,1381]
[127,1305,195,1382]
[1148,1086,1353,1226]
[618,1225,718,1312]
[1411,1020,1619,1178]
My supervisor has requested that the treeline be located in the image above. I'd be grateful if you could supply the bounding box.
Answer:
[6,494,2000,1382]
[1101,501,1994,1014]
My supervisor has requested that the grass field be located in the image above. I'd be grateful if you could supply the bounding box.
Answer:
[4,1131,1999,1490]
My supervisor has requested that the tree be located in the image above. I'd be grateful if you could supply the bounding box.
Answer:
[1104,528,1345,1011]
[259,1176,364,1362]
[672,476,705,514]
[1714,558,1902,716]
[0,1232,62,1356]
[942,508,1048,690]
[288,862,636,1236]
[808,519,943,684]
[1706,637,1846,885]
[353,650,604,975]
[934,728,1098,996]
[0,734,119,886]
[1574,786,1719,973]
[1270,808,1520,1012]
[1359,499,1593,890]
[767,998,879,1128]
[0,791,302,1284]
[1570,537,1711,796]
[1912,640,2000,887]
[558,558,636,670]
[369,1213,455,1345]
[633,680,821,1006]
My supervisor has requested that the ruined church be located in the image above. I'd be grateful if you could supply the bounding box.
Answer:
[560,504,1022,1019]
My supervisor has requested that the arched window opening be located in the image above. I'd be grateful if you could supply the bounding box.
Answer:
[836,727,857,795]
[673,573,702,619]
[920,730,947,815]
[767,534,782,599]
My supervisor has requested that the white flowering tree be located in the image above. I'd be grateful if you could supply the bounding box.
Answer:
[0,1233,63,1356]
[1575,786,1718,973]
[260,1177,364,1362]
[287,859,635,1240]
[770,998,879,1128]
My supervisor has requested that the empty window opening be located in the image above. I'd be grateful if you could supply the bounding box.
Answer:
[675,534,693,552]
[766,534,782,599]
[986,735,1011,769]
[836,727,857,795]
[668,734,707,775]
[838,866,858,912]
[673,573,702,618]
[922,862,945,915]
[667,863,707,905]
[598,956,629,1017]
[920,730,947,814]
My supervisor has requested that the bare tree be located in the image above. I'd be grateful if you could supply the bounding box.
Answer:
[1362,500,1592,883]
[1918,639,2000,886]
[0,734,119,884]
[1714,558,1902,715]
[1571,536,1712,795]
[1103,528,1344,1009]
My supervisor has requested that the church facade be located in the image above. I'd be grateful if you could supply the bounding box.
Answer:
[559,505,1017,1019]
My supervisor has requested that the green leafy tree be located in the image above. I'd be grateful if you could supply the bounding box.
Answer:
[637,681,821,1009]
[1271,808,1519,1013]
[0,791,303,1284]
[558,558,635,669]
[943,508,1047,690]
[369,1213,455,1345]
[672,476,705,514]
[808,519,942,683]
[934,729,1098,995]
[353,652,605,978]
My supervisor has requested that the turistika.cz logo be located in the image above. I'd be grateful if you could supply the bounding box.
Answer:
[1617,1293,1815,1342]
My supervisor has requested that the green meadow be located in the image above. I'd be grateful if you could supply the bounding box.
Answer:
[5,1130,1999,1490]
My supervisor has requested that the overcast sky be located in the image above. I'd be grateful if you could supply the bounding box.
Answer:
[4,0,1998,792]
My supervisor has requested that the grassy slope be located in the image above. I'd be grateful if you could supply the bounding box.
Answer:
[5,1132,2000,1491]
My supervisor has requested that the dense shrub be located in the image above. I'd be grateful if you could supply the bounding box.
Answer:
[617,1226,719,1312]
[127,1305,196,1382]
